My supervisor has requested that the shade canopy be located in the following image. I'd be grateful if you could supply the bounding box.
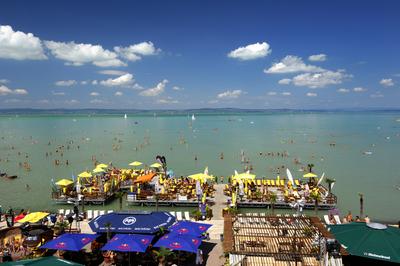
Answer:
[188,173,214,182]
[154,233,202,253]
[55,179,74,186]
[78,171,92,178]
[150,162,162,168]
[89,211,176,234]
[102,234,154,252]
[168,221,212,236]
[135,173,156,183]
[303,172,317,178]
[96,163,108,169]
[1,256,83,266]
[18,212,49,223]
[129,161,143,167]
[232,173,256,181]
[93,167,105,174]
[329,223,400,264]
[40,233,98,251]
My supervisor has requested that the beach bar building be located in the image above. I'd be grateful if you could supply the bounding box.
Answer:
[223,213,344,266]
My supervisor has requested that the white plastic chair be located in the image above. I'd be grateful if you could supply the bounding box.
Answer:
[184,211,190,220]
[99,210,105,216]
[65,209,71,216]
[107,210,114,214]
[334,215,342,224]
[176,211,183,221]
[87,210,93,220]
[170,211,176,217]
[58,209,64,215]
[93,210,99,218]
[324,215,331,225]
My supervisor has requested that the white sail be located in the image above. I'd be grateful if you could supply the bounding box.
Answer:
[192,114,196,121]
[317,172,325,186]
[124,114,127,119]
[286,168,296,188]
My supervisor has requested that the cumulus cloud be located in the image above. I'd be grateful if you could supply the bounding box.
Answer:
[217,89,244,99]
[0,79,10,84]
[380,78,394,87]
[337,88,350,93]
[100,73,134,87]
[81,81,88,85]
[308,54,327,62]
[306,92,317,97]
[52,91,65,96]
[0,85,28,96]
[55,80,77,86]
[278,78,291,85]
[45,40,126,67]
[291,70,350,88]
[114,41,160,62]
[353,87,367,92]
[115,91,123,96]
[0,25,47,60]
[90,92,99,96]
[98,70,128,76]
[172,86,184,91]
[228,42,271,61]
[92,80,98,85]
[281,92,291,96]
[264,55,324,74]
[267,91,277,96]
[139,79,168,97]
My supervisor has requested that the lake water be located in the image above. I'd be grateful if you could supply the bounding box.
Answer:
[0,111,399,222]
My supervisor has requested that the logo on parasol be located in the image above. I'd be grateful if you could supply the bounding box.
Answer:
[123,216,137,225]
[178,228,189,234]
[170,242,182,248]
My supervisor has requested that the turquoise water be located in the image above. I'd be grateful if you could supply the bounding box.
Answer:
[0,112,399,222]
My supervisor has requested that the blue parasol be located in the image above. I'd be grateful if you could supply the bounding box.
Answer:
[168,221,212,237]
[89,211,176,234]
[40,233,98,251]
[154,233,202,253]
[101,234,154,252]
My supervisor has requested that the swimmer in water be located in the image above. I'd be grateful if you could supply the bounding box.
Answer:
[220,152,224,160]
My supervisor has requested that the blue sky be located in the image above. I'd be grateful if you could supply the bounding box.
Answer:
[0,0,399,109]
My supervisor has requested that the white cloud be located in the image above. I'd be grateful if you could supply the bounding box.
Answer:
[81,81,88,85]
[65,99,79,105]
[172,86,184,91]
[90,92,99,96]
[52,91,65,96]
[114,41,160,62]
[217,89,244,99]
[0,79,10,84]
[115,91,123,96]
[90,99,104,104]
[139,79,168,97]
[370,92,384,98]
[157,97,178,104]
[92,80,98,85]
[353,87,367,92]
[45,40,126,67]
[278,78,291,85]
[208,99,219,104]
[55,80,77,86]
[228,42,271,61]
[0,25,47,60]
[4,98,22,103]
[281,92,291,96]
[0,85,28,96]
[267,91,277,96]
[291,70,350,88]
[306,92,317,97]
[264,55,324,74]
[98,70,128,76]
[380,78,394,87]
[308,54,327,62]
[100,73,134,87]
[337,88,350,93]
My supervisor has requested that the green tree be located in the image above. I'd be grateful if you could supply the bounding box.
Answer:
[358,192,364,219]
[325,178,336,195]
[310,191,321,216]
[307,163,315,173]
[153,247,175,266]
[115,191,124,211]
[269,192,277,215]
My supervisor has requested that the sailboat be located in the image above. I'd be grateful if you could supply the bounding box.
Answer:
[124,114,127,119]
[192,114,196,121]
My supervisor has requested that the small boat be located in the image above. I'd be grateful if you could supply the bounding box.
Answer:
[124,114,127,119]
[4,175,17,179]
[192,114,196,121]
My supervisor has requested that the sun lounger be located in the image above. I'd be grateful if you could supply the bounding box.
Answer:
[58,209,64,215]
[280,180,285,186]
[176,211,183,221]
[257,180,261,186]
[107,210,114,214]
[267,180,271,186]
[93,210,99,218]
[271,180,275,186]
[99,210,105,216]
[334,215,342,224]
[87,210,93,220]
[323,215,331,225]
[295,180,300,186]
[170,211,176,217]
[184,211,190,220]
[262,180,267,185]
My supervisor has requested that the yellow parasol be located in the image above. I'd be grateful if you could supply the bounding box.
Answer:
[78,171,92,178]
[188,173,214,182]
[18,212,49,223]
[232,172,256,181]
[96,163,108,169]
[129,161,143,167]
[93,167,105,174]
[303,172,318,178]
[150,162,162,168]
[55,179,74,186]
